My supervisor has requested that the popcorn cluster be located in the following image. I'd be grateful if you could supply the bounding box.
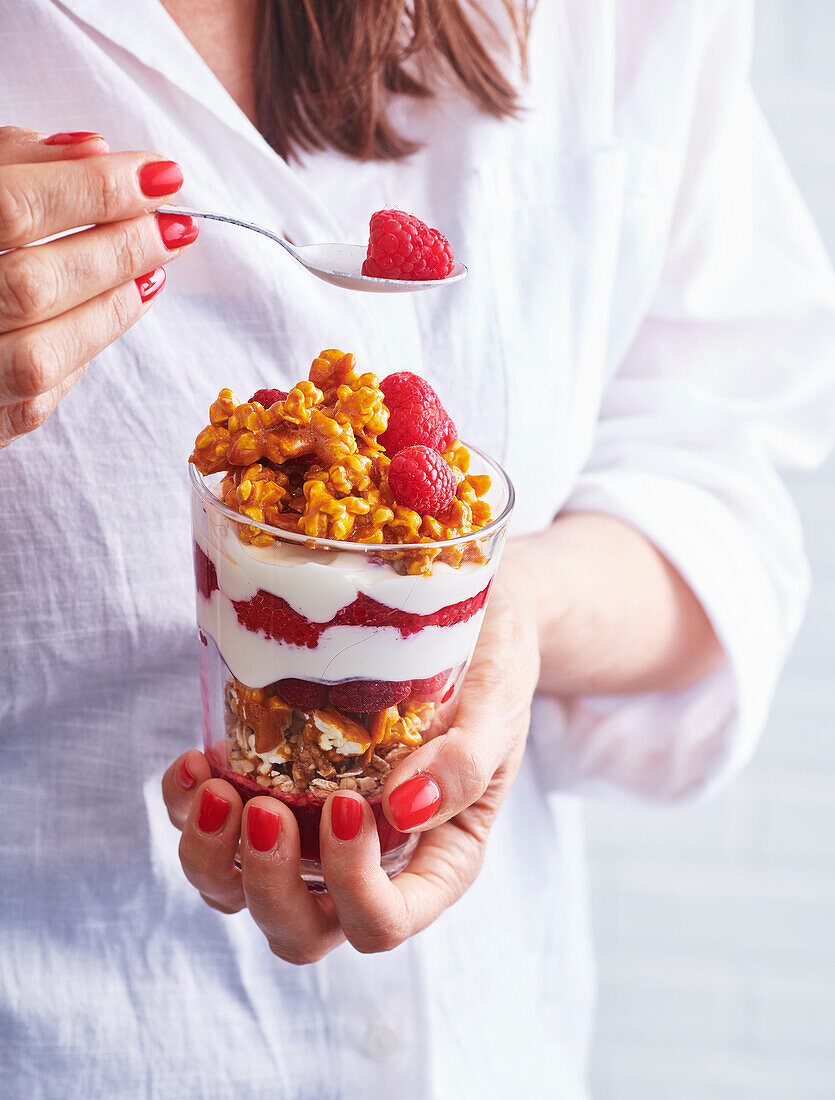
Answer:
[190,349,492,572]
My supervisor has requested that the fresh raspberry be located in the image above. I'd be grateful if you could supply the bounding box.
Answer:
[388,445,456,515]
[362,209,455,281]
[329,679,412,713]
[409,670,452,702]
[249,388,288,407]
[379,372,457,455]
[193,544,218,600]
[276,678,330,710]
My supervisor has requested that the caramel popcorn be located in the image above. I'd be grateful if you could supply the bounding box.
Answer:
[189,349,492,572]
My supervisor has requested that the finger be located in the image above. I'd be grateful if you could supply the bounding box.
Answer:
[320,792,481,953]
[161,750,213,831]
[0,210,198,332]
[240,798,344,964]
[0,266,166,406]
[0,150,184,250]
[0,361,86,446]
[0,125,109,165]
[178,779,245,914]
[381,681,527,835]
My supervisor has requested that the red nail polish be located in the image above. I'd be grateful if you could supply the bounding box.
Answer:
[177,759,196,789]
[139,159,183,198]
[157,212,199,250]
[247,805,281,853]
[43,131,103,145]
[388,774,441,832]
[197,789,229,834]
[135,267,166,302]
[331,794,362,842]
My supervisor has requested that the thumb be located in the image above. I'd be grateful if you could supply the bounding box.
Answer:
[381,663,532,833]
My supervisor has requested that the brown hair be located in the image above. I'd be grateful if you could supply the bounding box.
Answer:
[256,0,534,163]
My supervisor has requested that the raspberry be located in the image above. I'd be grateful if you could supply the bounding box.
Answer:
[330,679,412,713]
[362,209,455,281]
[379,372,457,455]
[249,388,288,407]
[276,678,330,710]
[388,445,456,516]
[409,670,451,702]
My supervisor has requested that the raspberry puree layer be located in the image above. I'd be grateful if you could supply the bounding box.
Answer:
[194,517,497,621]
[196,587,485,687]
[195,544,489,644]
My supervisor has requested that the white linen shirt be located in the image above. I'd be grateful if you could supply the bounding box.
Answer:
[1,1,834,1098]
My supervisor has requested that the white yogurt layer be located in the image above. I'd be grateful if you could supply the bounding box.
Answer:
[194,520,496,623]
[196,588,484,688]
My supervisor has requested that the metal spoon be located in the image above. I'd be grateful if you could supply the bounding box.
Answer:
[161,205,467,293]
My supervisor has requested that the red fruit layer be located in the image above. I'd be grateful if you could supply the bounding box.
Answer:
[232,584,491,648]
[409,670,452,702]
[192,541,489,643]
[205,748,406,861]
[329,678,411,712]
[194,543,219,600]
[276,678,330,709]
[271,672,452,710]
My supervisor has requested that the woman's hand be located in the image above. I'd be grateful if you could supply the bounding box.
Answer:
[162,578,540,962]
[0,126,198,446]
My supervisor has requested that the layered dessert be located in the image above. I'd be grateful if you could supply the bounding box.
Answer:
[189,348,512,879]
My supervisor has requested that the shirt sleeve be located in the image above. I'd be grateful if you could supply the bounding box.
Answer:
[531,1,835,803]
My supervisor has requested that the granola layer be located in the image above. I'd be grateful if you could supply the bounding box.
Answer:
[223,676,435,797]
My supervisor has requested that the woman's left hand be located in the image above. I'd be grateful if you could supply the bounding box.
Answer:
[161,576,540,962]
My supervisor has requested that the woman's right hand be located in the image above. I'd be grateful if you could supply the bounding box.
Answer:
[0,126,199,446]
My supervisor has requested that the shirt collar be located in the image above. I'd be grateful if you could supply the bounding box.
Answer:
[55,0,273,161]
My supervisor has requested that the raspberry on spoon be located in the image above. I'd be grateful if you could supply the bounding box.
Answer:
[362,209,455,281]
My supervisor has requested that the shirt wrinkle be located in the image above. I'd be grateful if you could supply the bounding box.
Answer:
[2,2,834,1097]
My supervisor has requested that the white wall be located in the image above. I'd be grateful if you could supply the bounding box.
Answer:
[587,4,835,1096]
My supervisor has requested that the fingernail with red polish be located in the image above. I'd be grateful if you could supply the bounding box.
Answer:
[197,789,230,834]
[136,267,166,302]
[177,759,196,790]
[247,805,281,853]
[388,774,441,832]
[331,794,362,842]
[157,211,199,250]
[43,131,103,145]
[139,159,184,198]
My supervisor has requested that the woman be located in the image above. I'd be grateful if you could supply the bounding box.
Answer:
[1,1,833,1096]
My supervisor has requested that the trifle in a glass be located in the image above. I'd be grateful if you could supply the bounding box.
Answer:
[189,349,513,887]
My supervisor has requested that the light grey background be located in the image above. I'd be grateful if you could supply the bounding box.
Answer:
[588,3,835,1097]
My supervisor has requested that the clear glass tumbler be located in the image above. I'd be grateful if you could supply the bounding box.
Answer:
[189,446,514,888]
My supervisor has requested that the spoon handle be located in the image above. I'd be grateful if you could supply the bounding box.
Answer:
[159,205,299,260]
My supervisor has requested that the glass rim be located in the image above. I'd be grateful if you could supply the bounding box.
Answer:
[188,441,515,553]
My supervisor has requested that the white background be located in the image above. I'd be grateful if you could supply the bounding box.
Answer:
[587,3,835,1096]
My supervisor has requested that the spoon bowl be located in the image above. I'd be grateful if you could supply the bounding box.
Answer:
[162,206,467,293]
